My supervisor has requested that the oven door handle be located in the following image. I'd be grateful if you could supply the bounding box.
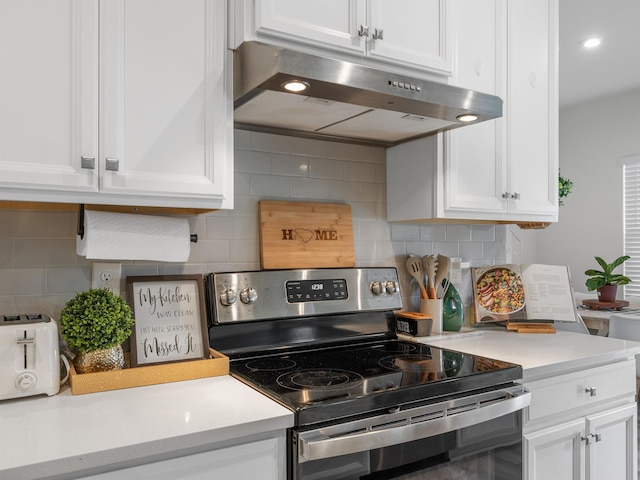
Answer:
[297,388,531,463]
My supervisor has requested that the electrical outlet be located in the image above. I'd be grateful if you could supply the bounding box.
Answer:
[91,263,121,295]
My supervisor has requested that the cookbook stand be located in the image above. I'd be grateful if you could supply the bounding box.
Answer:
[506,321,556,334]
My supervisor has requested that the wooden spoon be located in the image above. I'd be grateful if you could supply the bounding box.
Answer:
[406,256,429,299]
[435,254,450,299]
[424,255,438,299]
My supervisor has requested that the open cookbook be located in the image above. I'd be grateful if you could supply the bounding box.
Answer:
[471,264,579,324]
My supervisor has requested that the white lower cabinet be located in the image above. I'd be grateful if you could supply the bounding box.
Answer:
[523,360,638,480]
[80,433,285,480]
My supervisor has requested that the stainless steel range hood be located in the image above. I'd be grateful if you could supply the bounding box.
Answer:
[233,42,503,147]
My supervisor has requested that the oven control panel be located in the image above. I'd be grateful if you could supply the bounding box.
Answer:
[207,267,402,324]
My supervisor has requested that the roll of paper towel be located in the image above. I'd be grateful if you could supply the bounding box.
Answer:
[77,210,191,262]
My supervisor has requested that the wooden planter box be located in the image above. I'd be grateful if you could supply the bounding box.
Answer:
[68,348,229,395]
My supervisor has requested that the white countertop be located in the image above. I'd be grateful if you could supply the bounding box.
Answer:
[0,375,293,480]
[4,330,640,479]
[414,329,640,381]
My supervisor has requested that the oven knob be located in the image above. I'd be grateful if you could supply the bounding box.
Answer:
[370,281,384,296]
[219,288,237,306]
[385,281,399,295]
[239,287,258,304]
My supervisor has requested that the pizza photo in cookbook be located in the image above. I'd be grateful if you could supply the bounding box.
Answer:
[471,263,579,325]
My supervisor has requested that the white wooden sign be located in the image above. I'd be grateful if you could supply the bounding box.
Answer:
[127,275,208,366]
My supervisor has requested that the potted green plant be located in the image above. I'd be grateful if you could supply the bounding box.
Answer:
[584,255,632,303]
[60,288,134,373]
[558,172,573,207]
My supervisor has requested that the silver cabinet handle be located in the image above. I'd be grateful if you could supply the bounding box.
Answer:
[357,25,369,37]
[501,192,520,200]
[582,433,602,445]
[80,156,95,170]
[105,158,120,172]
[585,386,597,397]
[372,28,383,40]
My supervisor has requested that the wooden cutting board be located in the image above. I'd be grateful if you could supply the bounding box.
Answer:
[259,200,355,269]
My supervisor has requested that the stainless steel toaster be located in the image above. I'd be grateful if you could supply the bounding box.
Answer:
[0,314,62,400]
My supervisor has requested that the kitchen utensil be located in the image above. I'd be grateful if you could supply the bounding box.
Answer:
[406,256,429,299]
[435,254,451,298]
[424,255,438,299]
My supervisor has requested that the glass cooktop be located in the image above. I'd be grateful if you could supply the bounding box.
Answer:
[229,340,522,426]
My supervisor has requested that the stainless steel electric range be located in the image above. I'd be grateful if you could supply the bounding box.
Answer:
[206,267,530,480]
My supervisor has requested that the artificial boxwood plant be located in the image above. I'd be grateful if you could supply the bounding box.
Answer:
[60,288,134,353]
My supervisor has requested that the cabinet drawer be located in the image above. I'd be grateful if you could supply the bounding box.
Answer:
[525,360,636,422]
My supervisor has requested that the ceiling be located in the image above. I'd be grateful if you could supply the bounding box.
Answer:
[559,0,640,108]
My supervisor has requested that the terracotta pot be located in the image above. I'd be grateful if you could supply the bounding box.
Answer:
[597,285,618,303]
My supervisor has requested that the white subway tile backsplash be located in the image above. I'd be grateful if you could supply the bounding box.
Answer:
[46,267,90,294]
[446,224,473,242]
[15,240,78,267]
[250,174,290,196]
[290,177,328,199]
[471,224,497,242]
[0,296,16,313]
[250,131,292,154]
[459,242,484,259]
[234,129,251,150]
[270,153,309,177]
[0,240,14,267]
[0,268,47,295]
[391,223,421,242]
[345,162,377,183]
[309,158,346,180]
[0,132,507,319]
[419,225,447,242]
[229,239,260,264]
[327,181,361,202]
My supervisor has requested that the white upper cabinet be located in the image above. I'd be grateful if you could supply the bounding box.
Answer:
[387,0,558,223]
[0,0,99,196]
[231,0,453,76]
[0,0,233,210]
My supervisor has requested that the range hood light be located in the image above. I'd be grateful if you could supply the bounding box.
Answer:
[456,113,479,123]
[282,80,310,93]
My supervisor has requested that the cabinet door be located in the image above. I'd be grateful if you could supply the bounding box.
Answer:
[523,418,585,480]
[99,0,233,209]
[255,0,366,54]
[0,0,99,199]
[368,0,452,75]
[82,435,285,479]
[586,404,637,480]
[442,0,506,218]
[506,0,558,216]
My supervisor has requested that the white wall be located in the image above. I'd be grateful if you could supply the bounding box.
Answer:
[0,130,509,320]
[536,87,640,294]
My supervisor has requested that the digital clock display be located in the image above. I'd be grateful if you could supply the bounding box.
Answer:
[286,279,347,303]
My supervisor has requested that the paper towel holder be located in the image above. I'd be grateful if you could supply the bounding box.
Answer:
[77,204,198,243]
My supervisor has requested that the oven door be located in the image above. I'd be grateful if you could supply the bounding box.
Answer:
[292,385,530,480]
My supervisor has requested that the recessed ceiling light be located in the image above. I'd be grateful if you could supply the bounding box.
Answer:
[582,38,601,48]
